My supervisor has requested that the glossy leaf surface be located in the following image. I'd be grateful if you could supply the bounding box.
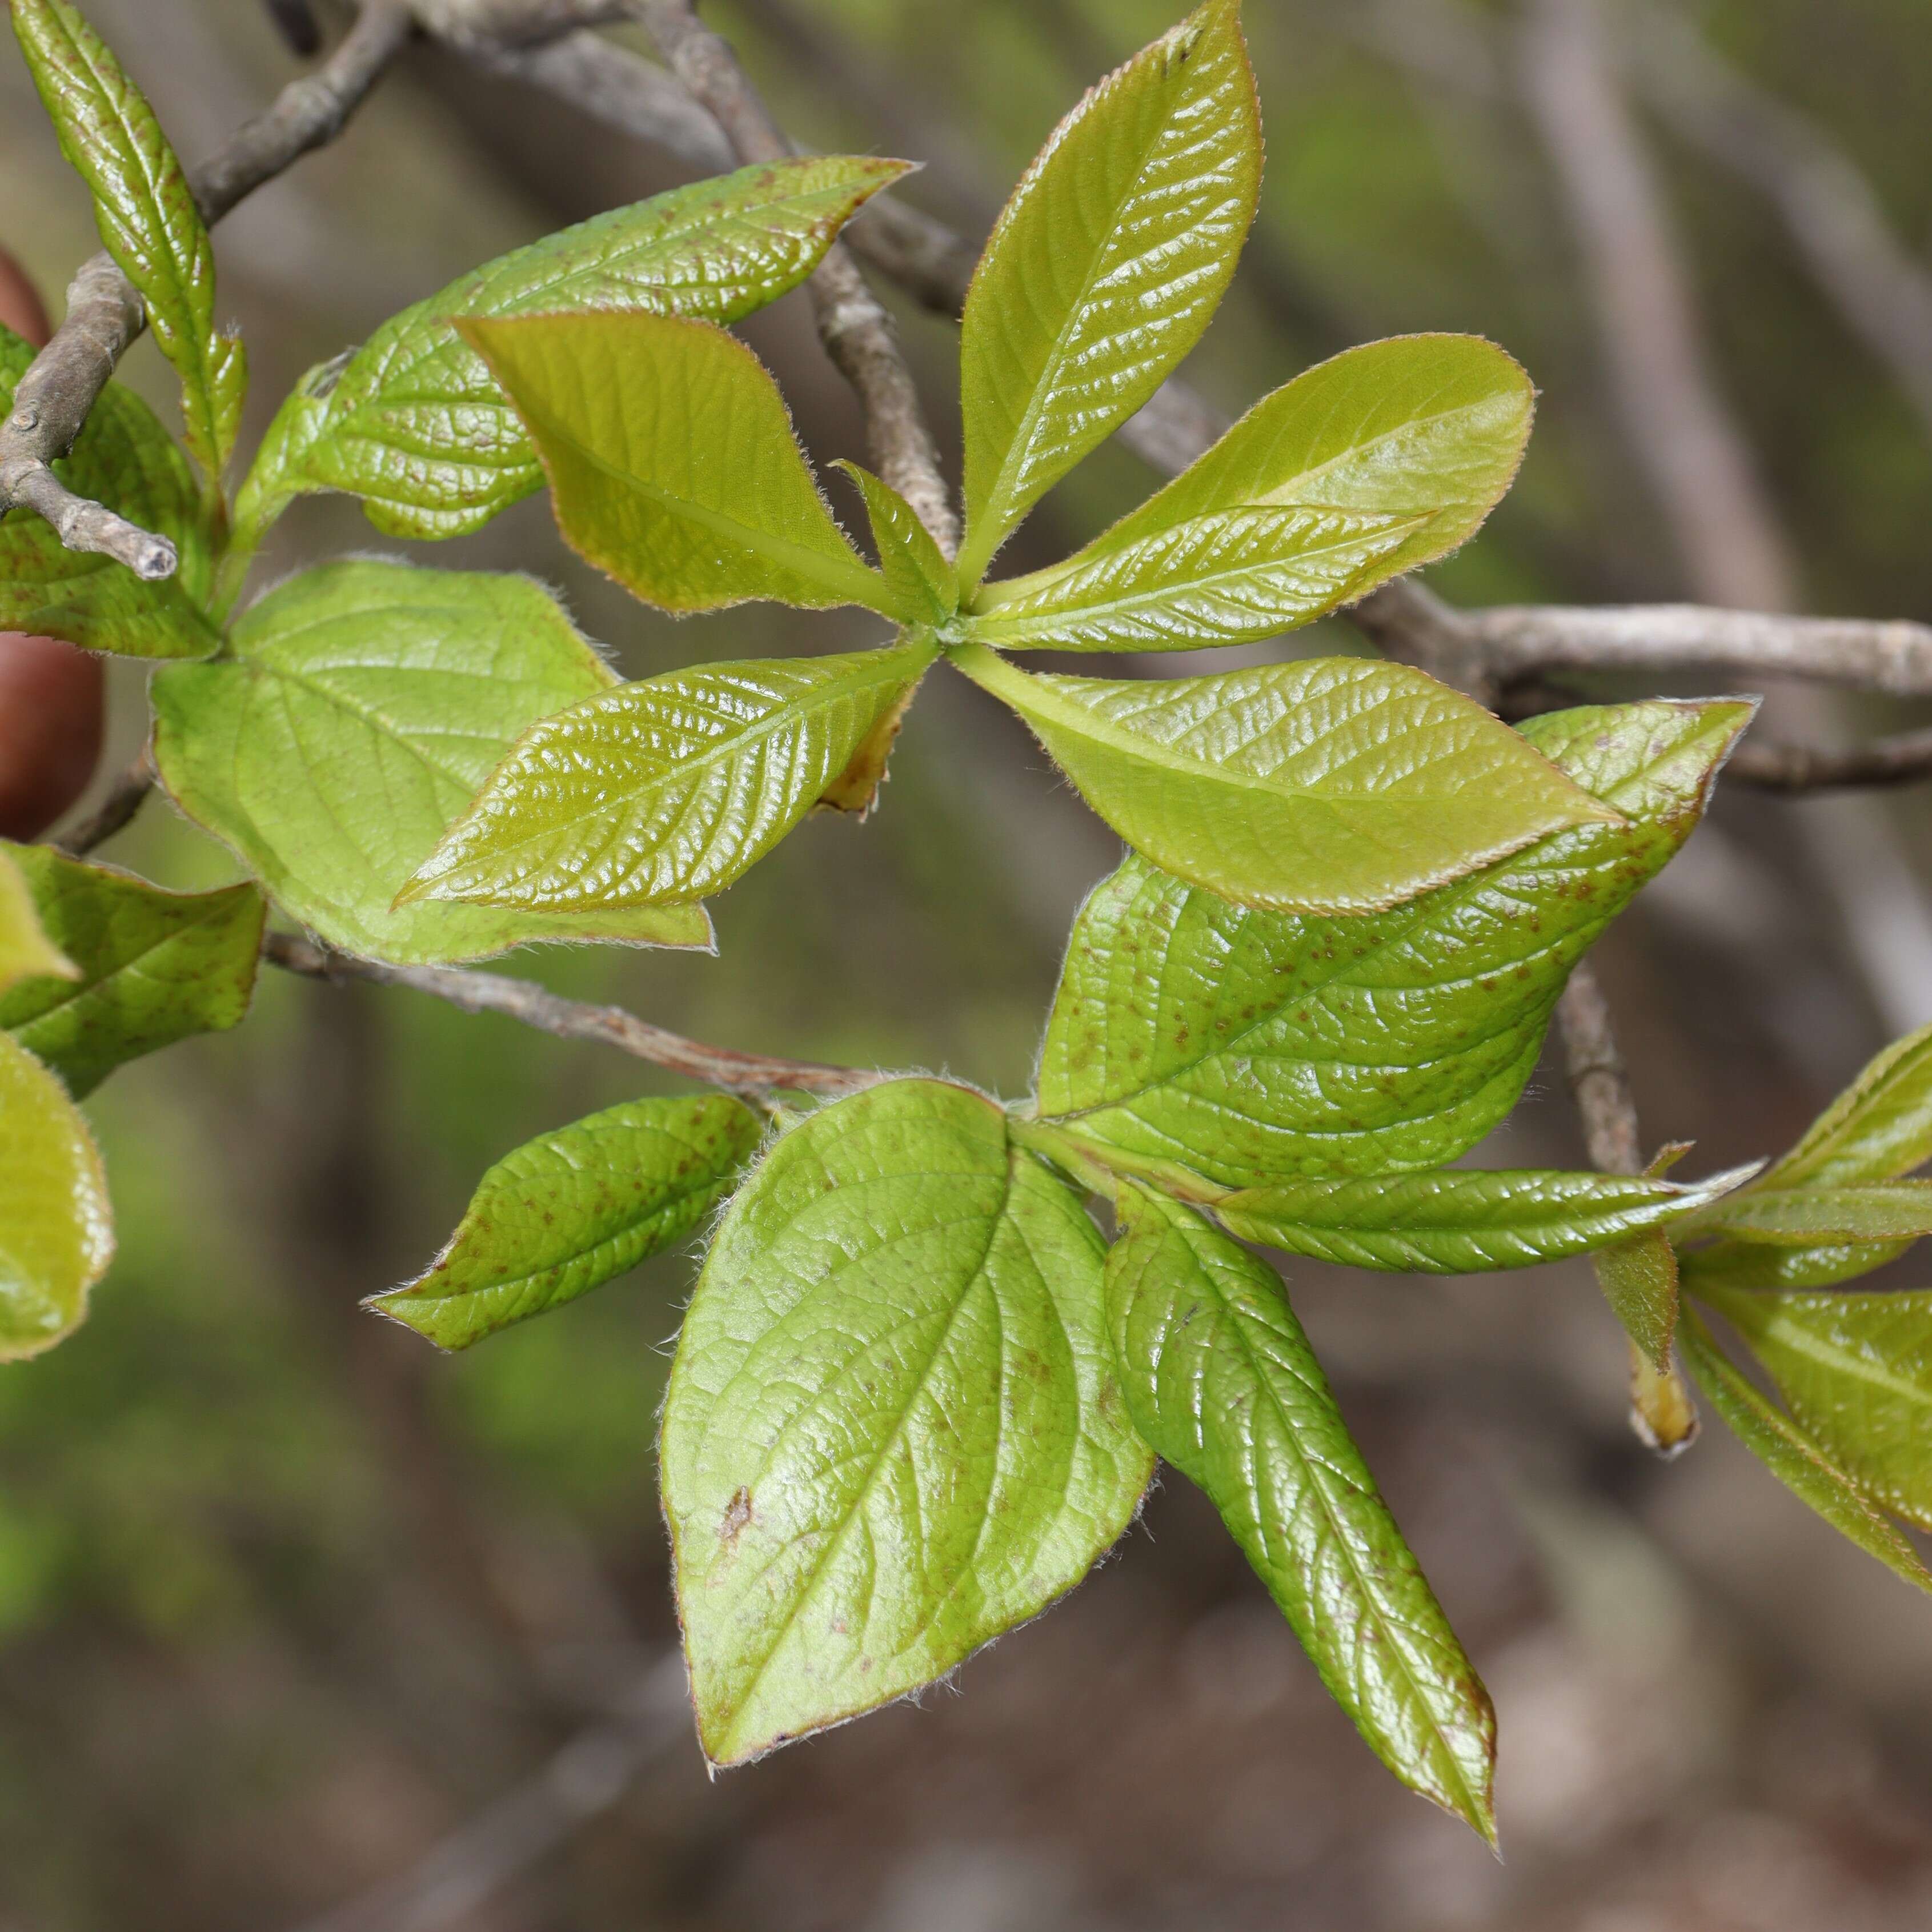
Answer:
[1700,1285,1932,1529]
[239,159,908,540]
[833,461,956,626]
[661,1079,1152,1765]
[1691,1183,1932,1245]
[1046,334,1536,595]
[13,0,241,481]
[1682,1023,1932,1290]
[1679,1308,1932,1593]
[466,313,885,612]
[1217,1165,1751,1273]
[961,506,1420,652]
[0,849,74,991]
[404,641,935,912]
[151,561,710,964]
[957,0,1260,585]
[955,645,1613,913]
[1106,1182,1493,1838]
[1036,700,1751,1187]
[0,844,263,1097]
[373,1095,761,1350]
[0,326,216,658]
[0,1031,111,1361]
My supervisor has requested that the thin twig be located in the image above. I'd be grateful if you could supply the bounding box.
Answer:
[0,0,414,570]
[633,0,959,556]
[1723,729,1932,793]
[53,747,155,857]
[262,931,881,1099]
[288,1652,691,1932]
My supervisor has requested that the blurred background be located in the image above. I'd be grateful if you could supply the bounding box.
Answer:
[5,1,1932,1926]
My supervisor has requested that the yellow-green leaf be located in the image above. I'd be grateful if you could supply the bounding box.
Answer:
[957,0,1260,586]
[462,312,888,613]
[0,1031,111,1361]
[950,644,1613,913]
[0,849,75,992]
[1593,1229,1680,1374]
[833,460,956,626]
[402,641,937,912]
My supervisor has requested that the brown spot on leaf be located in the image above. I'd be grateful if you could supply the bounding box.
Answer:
[720,1486,753,1548]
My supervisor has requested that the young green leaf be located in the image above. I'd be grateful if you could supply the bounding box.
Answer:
[151,561,711,965]
[1678,1306,1932,1595]
[1698,1285,1932,1530]
[956,0,1260,586]
[1681,1023,1932,1291]
[371,1095,762,1350]
[960,506,1423,652]
[0,844,263,1097]
[1005,333,1537,607]
[0,1031,112,1362]
[0,324,217,658]
[0,849,75,992]
[832,461,957,626]
[1216,1165,1753,1273]
[236,158,911,542]
[660,1079,1153,1765]
[951,644,1614,913]
[13,0,242,484]
[1688,1183,1932,1245]
[1106,1181,1494,1839]
[1036,699,1752,1188]
[401,640,937,913]
[1593,1230,1680,1375]
[464,312,888,613]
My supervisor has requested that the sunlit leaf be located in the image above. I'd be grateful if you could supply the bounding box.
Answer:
[1217,1164,1753,1273]
[1699,1285,1932,1530]
[0,843,263,1097]
[1678,1306,1932,1594]
[0,1031,111,1362]
[661,1079,1153,1765]
[952,644,1613,913]
[0,324,216,658]
[372,1095,761,1350]
[0,849,75,993]
[832,460,956,627]
[403,640,936,912]
[237,158,909,542]
[13,0,242,483]
[1689,1183,1932,1245]
[961,506,1421,652]
[957,0,1260,586]
[1106,1181,1493,1839]
[151,560,711,965]
[1035,700,1751,1187]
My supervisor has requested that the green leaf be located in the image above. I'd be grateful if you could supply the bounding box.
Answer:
[951,644,1614,913]
[150,560,711,965]
[1593,1230,1680,1374]
[1699,1285,1932,1530]
[12,0,242,483]
[960,505,1422,652]
[832,461,956,626]
[235,158,909,543]
[1678,1306,1932,1594]
[956,0,1260,586]
[1682,1023,1932,1291]
[401,640,937,913]
[0,849,75,992]
[1036,700,1751,1188]
[1688,1182,1932,1245]
[371,1095,761,1350]
[1216,1164,1753,1273]
[660,1079,1153,1765]
[462,312,887,613]
[0,1031,111,1361]
[1007,333,1537,614]
[0,324,217,658]
[0,843,263,1097]
[1105,1181,1494,1838]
